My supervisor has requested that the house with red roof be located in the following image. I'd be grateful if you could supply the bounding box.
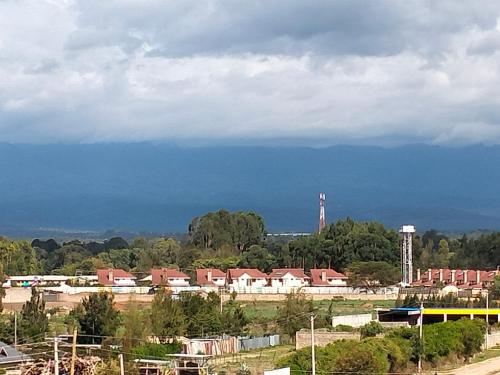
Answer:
[97,268,136,286]
[412,268,498,290]
[151,268,190,287]
[196,268,226,287]
[310,269,348,287]
[226,268,268,291]
[269,268,310,288]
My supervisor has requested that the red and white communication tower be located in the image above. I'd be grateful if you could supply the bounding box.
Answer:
[319,192,326,232]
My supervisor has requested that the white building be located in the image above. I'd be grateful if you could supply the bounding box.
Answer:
[269,269,309,289]
[227,268,268,292]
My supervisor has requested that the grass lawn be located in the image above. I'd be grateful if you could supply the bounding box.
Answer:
[242,299,395,322]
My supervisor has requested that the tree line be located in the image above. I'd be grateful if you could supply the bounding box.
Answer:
[2,210,500,282]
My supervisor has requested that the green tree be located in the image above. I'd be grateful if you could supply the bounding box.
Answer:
[137,238,181,271]
[360,321,384,338]
[179,292,221,337]
[435,239,451,268]
[121,299,150,353]
[150,289,186,339]
[19,287,49,342]
[70,292,120,344]
[347,261,400,289]
[276,292,314,340]
[222,293,249,336]
[189,210,265,250]
[239,245,276,272]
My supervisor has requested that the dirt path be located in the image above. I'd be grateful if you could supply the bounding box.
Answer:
[438,355,500,375]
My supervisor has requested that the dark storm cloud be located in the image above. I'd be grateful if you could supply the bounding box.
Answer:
[2,0,500,144]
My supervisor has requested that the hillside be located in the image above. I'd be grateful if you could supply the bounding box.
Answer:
[1,143,500,236]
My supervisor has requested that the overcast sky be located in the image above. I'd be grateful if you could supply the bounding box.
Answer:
[2,1,500,145]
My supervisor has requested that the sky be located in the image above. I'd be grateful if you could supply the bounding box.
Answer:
[2,1,500,145]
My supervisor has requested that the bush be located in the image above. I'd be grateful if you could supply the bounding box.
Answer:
[423,318,484,363]
[277,339,391,375]
[360,321,384,338]
[277,319,486,374]
[386,327,420,363]
[130,342,182,359]
[334,324,354,332]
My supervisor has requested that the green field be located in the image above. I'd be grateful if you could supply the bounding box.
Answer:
[241,299,396,322]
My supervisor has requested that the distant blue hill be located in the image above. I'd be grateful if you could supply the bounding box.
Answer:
[1,143,500,237]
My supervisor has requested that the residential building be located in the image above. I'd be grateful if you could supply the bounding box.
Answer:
[412,268,498,289]
[269,268,309,288]
[226,268,268,291]
[97,268,136,286]
[310,269,348,287]
[151,268,190,287]
[196,268,226,287]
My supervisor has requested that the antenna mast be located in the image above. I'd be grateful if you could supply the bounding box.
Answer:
[319,193,326,232]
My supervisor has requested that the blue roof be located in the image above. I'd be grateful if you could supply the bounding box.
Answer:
[391,307,420,311]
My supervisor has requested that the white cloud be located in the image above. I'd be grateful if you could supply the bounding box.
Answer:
[2,0,500,145]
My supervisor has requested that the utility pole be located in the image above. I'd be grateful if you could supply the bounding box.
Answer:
[14,312,17,349]
[54,338,59,375]
[310,314,316,375]
[70,329,78,375]
[119,353,125,375]
[418,301,424,374]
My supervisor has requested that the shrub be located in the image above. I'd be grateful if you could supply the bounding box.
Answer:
[360,321,384,338]
[334,324,354,332]
[423,318,484,363]
[277,339,391,375]
[130,342,182,359]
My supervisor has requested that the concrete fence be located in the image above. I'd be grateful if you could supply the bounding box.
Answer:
[295,329,361,350]
[331,314,373,328]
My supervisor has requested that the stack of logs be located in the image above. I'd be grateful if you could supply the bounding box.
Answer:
[21,355,102,375]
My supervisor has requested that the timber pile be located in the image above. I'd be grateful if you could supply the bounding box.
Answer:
[21,355,101,375]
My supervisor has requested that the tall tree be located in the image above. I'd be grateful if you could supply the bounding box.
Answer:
[70,292,120,344]
[222,293,249,336]
[276,292,314,340]
[435,239,451,268]
[19,288,49,342]
[189,210,265,250]
[150,289,186,339]
[347,261,400,289]
[179,292,221,337]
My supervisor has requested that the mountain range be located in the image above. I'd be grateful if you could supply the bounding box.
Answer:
[1,143,500,238]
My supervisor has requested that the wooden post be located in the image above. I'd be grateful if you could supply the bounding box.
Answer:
[70,328,78,375]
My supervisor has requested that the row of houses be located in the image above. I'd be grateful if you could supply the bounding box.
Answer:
[411,268,499,290]
[96,267,348,289]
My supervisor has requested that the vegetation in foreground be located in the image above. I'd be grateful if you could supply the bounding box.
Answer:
[278,319,486,374]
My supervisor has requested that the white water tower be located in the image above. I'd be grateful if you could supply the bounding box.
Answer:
[399,225,416,286]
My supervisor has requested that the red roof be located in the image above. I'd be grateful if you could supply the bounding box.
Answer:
[310,269,347,286]
[269,268,309,279]
[151,268,190,285]
[414,268,498,287]
[227,268,267,279]
[196,268,226,286]
[97,268,135,286]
